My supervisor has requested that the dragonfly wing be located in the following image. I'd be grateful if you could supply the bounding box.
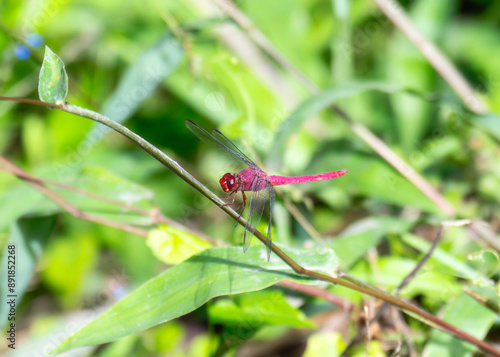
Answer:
[185,120,257,168]
[212,128,260,169]
[243,177,268,253]
[266,187,275,261]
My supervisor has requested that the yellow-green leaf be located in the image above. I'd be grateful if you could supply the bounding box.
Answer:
[146,224,212,265]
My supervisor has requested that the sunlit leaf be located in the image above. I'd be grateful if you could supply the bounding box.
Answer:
[303,332,345,357]
[147,224,212,265]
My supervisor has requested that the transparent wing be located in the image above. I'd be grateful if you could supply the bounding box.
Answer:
[185,120,258,169]
[242,178,268,253]
[212,128,259,169]
[266,187,275,261]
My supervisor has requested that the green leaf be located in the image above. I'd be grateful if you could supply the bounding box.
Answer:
[38,46,68,104]
[49,245,337,355]
[147,224,212,265]
[22,115,50,165]
[423,292,497,356]
[208,290,315,328]
[0,215,56,325]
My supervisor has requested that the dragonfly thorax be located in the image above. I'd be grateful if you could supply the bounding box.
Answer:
[219,173,238,192]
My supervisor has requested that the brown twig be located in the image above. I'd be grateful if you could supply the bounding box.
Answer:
[395,225,443,293]
[280,280,353,310]
[0,156,219,245]
[373,0,488,114]
[0,156,148,236]
[0,96,62,108]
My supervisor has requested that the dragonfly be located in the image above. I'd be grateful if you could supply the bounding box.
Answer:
[185,120,348,260]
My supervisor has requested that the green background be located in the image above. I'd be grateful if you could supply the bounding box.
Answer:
[1,0,500,356]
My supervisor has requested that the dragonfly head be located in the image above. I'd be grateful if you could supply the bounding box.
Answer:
[220,173,237,192]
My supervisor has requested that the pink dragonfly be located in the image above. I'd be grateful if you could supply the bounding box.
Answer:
[185,120,348,260]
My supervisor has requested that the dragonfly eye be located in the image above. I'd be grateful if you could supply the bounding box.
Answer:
[220,173,237,192]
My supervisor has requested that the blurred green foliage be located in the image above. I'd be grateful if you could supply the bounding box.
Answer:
[1,0,500,356]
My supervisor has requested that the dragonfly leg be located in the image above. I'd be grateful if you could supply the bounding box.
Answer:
[232,191,247,228]
[232,191,247,212]
[240,191,247,211]
[226,191,246,228]
[219,192,237,207]
[220,191,247,213]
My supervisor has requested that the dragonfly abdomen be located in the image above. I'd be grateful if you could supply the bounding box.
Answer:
[270,169,348,186]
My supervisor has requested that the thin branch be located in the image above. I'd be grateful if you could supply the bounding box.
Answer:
[0,96,62,108]
[373,0,488,114]
[0,156,148,236]
[280,280,353,310]
[395,224,443,293]
[212,0,455,217]
[156,2,196,74]
[0,163,218,245]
